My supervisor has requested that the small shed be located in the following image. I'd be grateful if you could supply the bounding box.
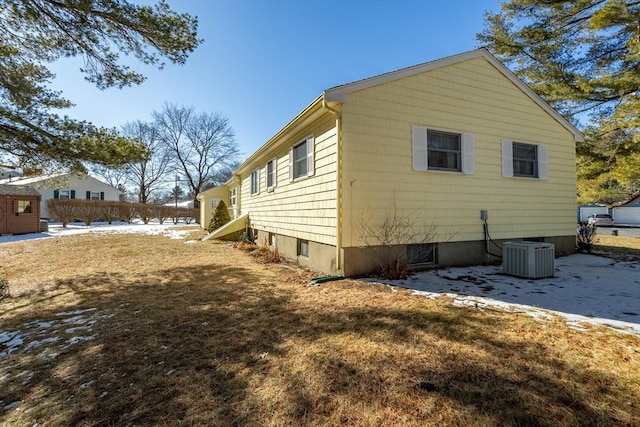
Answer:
[0,184,42,235]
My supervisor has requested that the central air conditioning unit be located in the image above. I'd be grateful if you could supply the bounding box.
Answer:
[502,241,555,279]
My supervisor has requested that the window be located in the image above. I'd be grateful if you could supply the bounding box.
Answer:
[297,239,309,257]
[412,126,474,174]
[266,158,277,190]
[59,190,71,199]
[229,188,237,206]
[502,140,548,180]
[428,130,461,171]
[86,191,102,200]
[407,243,436,266]
[513,142,538,177]
[17,200,32,214]
[250,168,260,195]
[229,187,237,218]
[269,232,276,248]
[289,136,314,181]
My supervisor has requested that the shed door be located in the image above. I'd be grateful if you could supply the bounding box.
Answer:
[0,198,7,234]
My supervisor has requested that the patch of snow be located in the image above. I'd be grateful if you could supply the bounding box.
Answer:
[370,253,640,336]
[0,332,24,358]
[0,220,200,245]
[63,335,97,348]
[56,308,97,317]
[25,337,59,350]
[3,400,21,411]
[0,309,113,359]
[79,381,93,389]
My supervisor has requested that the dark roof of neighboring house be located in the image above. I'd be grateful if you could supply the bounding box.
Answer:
[0,184,41,196]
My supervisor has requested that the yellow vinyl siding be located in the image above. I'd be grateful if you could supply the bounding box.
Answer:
[239,115,338,246]
[340,56,576,247]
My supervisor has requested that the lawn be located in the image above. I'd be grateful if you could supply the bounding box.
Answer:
[1,232,639,426]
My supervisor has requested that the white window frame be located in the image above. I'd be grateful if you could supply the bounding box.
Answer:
[412,125,474,174]
[502,139,548,180]
[250,168,260,195]
[266,158,277,191]
[90,191,101,200]
[229,187,237,218]
[59,190,71,199]
[289,135,315,182]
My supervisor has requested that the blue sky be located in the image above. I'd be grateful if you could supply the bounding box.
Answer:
[49,0,501,161]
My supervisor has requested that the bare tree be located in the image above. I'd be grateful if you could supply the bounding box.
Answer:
[90,163,129,191]
[121,120,171,203]
[154,103,239,207]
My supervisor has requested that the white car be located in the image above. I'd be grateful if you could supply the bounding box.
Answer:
[587,213,614,226]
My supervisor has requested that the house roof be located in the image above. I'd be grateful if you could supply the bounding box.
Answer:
[235,48,583,176]
[0,172,121,193]
[323,48,584,143]
[0,184,41,197]
[0,172,67,185]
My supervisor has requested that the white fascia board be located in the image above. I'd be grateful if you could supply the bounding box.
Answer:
[235,96,325,175]
[324,48,584,143]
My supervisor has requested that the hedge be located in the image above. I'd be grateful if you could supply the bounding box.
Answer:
[46,200,197,228]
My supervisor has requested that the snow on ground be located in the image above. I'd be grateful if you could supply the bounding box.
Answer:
[0,307,115,412]
[0,308,111,361]
[369,253,640,336]
[0,220,198,244]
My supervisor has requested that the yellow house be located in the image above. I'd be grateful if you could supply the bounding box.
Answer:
[199,48,582,276]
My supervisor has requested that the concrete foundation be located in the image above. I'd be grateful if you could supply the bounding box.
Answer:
[249,228,576,278]
[252,229,338,274]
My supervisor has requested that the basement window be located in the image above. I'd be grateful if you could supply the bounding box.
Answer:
[407,243,436,266]
[297,239,309,257]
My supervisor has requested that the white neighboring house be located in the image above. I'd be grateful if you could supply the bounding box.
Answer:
[0,167,23,180]
[0,172,122,219]
[162,200,194,209]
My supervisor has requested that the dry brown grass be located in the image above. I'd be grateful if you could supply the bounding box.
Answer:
[595,234,640,261]
[1,233,639,426]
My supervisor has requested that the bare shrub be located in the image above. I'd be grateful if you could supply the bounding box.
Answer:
[100,202,121,224]
[176,207,196,224]
[156,205,174,224]
[134,203,155,224]
[359,199,450,279]
[75,200,103,226]
[46,199,78,228]
[577,222,596,252]
[117,202,136,223]
[253,237,281,264]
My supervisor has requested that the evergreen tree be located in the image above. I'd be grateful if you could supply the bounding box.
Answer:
[0,0,201,171]
[208,200,230,233]
[478,0,640,204]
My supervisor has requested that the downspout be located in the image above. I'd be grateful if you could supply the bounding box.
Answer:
[322,98,343,274]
